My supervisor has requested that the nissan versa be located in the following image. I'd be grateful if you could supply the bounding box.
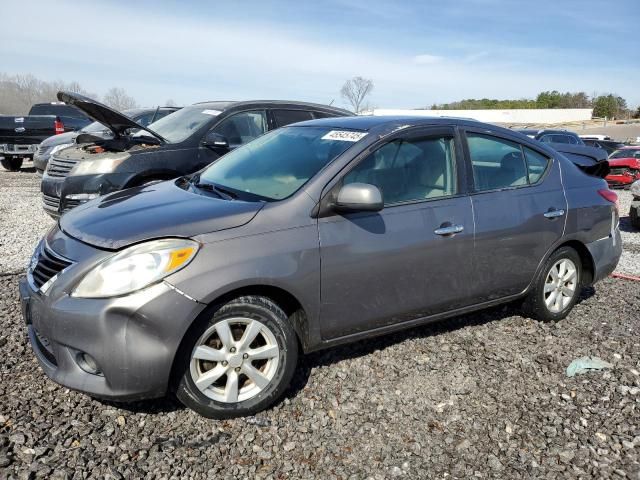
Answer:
[20,116,621,418]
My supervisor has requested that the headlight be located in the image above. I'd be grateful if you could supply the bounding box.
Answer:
[49,143,73,156]
[71,157,127,176]
[630,180,640,198]
[72,238,199,298]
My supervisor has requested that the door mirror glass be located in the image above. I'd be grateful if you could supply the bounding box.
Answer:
[203,131,230,149]
[334,183,383,212]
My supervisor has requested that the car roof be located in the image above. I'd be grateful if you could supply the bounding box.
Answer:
[191,100,351,115]
[292,115,500,131]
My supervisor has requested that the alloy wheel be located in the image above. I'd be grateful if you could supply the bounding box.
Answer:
[543,258,578,313]
[189,318,280,403]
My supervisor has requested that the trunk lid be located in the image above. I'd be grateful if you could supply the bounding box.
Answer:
[56,91,166,143]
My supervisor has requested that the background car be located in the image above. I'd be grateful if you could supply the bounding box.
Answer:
[20,116,621,418]
[41,92,351,217]
[0,102,91,171]
[33,106,180,174]
[581,138,626,155]
[606,146,640,188]
[517,128,585,145]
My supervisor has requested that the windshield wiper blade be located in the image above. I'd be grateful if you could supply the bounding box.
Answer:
[193,182,235,200]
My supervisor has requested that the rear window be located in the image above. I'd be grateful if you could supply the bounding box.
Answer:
[29,104,86,118]
[272,109,313,127]
[610,149,640,159]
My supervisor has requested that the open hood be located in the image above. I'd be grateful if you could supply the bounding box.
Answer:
[56,91,166,143]
[59,180,264,250]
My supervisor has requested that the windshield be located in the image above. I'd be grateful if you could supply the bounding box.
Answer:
[197,126,363,200]
[610,149,640,159]
[142,105,217,143]
[81,121,109,133]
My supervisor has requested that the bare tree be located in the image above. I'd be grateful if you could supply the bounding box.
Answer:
[0,72,96,114]
[340,76,374,113]
[103,87,138,110]
[164,98,177,107]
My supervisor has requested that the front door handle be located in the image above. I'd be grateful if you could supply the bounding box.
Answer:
[434,224,464,236]
[544,209,565,219]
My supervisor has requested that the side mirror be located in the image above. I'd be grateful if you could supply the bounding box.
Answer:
[203,131,229,149]
[334,183,383,213]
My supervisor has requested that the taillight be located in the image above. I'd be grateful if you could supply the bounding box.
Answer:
[54,117,64,135]
[598,188,618,211]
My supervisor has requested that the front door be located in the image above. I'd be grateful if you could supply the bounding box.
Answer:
[318,127,475,340]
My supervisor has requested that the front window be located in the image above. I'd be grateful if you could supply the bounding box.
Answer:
[197,126,362,200]
[343,136,457,205]
[211,111,267,148]
[610,149,640,159]
[144,105,219,143]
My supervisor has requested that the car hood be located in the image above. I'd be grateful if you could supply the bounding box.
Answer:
[608,157,640,168]
[56,91,165,143]
[60,180,265,250]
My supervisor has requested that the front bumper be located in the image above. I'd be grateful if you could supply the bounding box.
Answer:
[19,277,206,401]
[606,173,640,188]
[40,171,133,218]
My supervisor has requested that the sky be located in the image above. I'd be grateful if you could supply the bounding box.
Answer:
[2,0,639,110]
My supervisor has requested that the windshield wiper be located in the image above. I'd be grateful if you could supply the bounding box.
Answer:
[193,181,236,200]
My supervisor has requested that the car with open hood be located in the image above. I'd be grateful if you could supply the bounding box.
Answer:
[33,106,180,174]
[40,91,351,217]
[20,116,621,418]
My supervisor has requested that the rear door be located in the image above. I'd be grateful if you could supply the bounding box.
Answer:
[318,126,475,339]
[462,128,566,301]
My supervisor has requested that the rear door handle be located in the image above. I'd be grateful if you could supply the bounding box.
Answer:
[544,209,565,219]
[434,224,464,236]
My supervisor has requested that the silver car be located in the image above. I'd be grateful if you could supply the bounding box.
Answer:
[19,116,621,418]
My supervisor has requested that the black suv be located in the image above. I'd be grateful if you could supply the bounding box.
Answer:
[520,129,585,145]
[41,92,351,217]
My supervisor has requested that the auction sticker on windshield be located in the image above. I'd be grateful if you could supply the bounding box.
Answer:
[321,130,367,142]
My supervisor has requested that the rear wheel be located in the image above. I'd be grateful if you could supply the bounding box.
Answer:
[522,246,582,322]
[1,156,23,171]
[175,296,298,419]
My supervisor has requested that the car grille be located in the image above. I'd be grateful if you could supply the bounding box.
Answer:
[30,244,73,290]
[33,327,57,366]
[47,156,78,177]
[42,194,60,210]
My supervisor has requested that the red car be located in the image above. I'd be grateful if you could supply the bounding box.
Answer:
[606,146,640,187]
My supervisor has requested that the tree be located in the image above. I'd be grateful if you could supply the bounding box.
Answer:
[103,87,138,111]
[164,98,177,107]
[592,94,628,119]
[633,107,640,119]
[340,76,374,113]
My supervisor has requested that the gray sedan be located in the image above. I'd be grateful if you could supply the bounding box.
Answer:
[19,116,621,418]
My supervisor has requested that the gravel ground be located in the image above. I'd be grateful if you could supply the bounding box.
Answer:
[0,163,54,274]
[0,274,638,478]
[0,166,639,478]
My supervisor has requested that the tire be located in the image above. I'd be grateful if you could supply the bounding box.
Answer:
[631,205,640,230]
[175,296,298,419]
[521,246,582,322]
[1,156,23,171]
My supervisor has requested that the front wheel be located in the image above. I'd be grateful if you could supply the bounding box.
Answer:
[1,156,23,171]
[521,246,582,322]
[175,296,298,419]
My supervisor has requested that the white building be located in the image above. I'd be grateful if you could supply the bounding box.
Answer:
[371,108,593,125]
